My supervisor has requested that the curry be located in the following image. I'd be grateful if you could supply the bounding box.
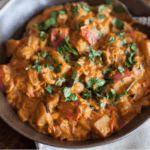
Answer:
[0,2,150,141]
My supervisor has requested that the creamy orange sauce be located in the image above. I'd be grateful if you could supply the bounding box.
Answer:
[1,2,150,141]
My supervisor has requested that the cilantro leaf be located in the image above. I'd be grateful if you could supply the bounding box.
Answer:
[47,55,52,60]
[103,66,112,75]
[97,14,106,19]
[46,84,56,94]
[63,87,77,102]
[114,32,125,37]
[37,65,43,73]
[87,45,103,64]
[39,18,56,31]
[72,70,78,79]
[70,5,80,18]
[53,59,59,64]
[118,66,125,75]
[82,89,92,99]
[100,101,105,107]
[79,3,91,12]
[106,36,116,45]
[111,88,115,95]
[54,64,62,73]
[43,63,54,70]
[98,5,106,13]
[55,74,66,85]
[87,103,94,110]
[41,50,48,58]
[86,78,106,89]
[121,39,127,45]
[140,64,143,70]
[38,31,46,41]
[112,18,124,30]
[89,17,94,23]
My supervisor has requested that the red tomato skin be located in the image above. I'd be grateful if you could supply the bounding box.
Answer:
[80,26,98,46]
[112,67,131,84]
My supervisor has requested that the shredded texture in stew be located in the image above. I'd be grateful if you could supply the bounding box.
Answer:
[1,2,150,141]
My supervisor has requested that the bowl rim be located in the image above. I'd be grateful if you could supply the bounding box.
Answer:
[0,0,150,148]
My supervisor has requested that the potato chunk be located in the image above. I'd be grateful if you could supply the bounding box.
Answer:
[93,114,111,137]
[36,102,47,127]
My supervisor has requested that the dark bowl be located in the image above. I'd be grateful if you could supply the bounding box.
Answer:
[0,0,150,148]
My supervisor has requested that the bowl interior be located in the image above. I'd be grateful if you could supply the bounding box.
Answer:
[0,0,150,148]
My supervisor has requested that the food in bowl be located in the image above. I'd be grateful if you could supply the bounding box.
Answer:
[0,1,150,141]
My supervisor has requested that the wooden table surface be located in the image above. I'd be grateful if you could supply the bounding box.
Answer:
[0,117,36,149]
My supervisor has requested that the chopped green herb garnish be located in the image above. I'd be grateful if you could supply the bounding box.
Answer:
[123,80,136,95]
[121,39,127,45]
[121,77,124,83]
[140,64,143,70]
[98,5,106,13]
[72,70,78,79]
[41,50,48,58]
[39,9,66,31]
[54,64,62,73]
[80,21,84,27]
[118,66,125,76]
[100,101,105,108]
[87,45,103,64]
[26,28,30,35]
[89,17,94,23]
[82,89,92,99]
[70,5,80,18]
[38,31,46,41]
[114,32,125,37]
[87,103,94,109]
[47,55,52,60]
[37,65,43,73]
[43,63,54,70]
[79,3,91,12]
[96,31,102,39]
[103,66,112,75]
[46,84,56,94]
[33,24,38,29]
[63,87,77,102]
[97,14,106,19]
[86,77,106,89]
[55,74,66,85]
[39,18,56,31]
[106,36,116,45]
[53,59,59,64]
[111,18,124,30]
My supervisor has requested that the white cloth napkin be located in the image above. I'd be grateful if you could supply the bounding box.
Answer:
[1,0,150,149]
[38,120,150,150]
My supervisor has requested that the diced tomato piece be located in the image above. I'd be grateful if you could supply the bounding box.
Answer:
[107,105,117,111]
[51,28,69,47]
[0,66,5,91]
[110,116,115,132]
[16,41,20,46]
[58,106,78,121]
[74,100,79,107]
[112,67,131,84]
[80,26,98,46]
[119,118,125,129]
